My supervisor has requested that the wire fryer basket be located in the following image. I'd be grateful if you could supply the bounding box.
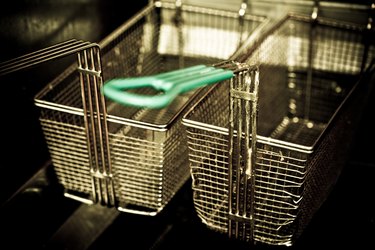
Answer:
[34,2,266,216]
[182,13,374,245]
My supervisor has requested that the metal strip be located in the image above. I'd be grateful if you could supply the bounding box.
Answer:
[228,65,259,242]
[0,39,97,76]
[78,67,102,77]
[79,47,115,207]
[230,89,257,101]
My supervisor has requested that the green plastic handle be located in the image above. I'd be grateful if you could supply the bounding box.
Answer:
[102,65,233,109]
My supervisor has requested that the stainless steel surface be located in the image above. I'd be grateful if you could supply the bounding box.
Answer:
[177,0,372,22]
[0,1,151,207]
[183,12,374,246]
[0,1,374,249]
[228,64,259,242]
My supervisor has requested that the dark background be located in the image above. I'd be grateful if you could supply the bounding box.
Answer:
[0,1,374,249]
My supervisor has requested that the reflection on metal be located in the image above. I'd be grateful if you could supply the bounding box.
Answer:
[34,2,266,216]
[0,38,116,209]
[183,13,374,246]
[46,204,120,250]
[228,64,259,242]
[0,40,99,76]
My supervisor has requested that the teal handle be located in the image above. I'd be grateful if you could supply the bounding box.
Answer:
[102,65,233,109]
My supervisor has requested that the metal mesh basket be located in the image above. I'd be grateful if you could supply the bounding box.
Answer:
[33,1,266,215]
[182,13,374,245]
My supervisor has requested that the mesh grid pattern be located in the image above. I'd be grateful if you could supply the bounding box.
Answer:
[252,144,307,245]
[185,124,309,245]
[108,117,191,211]
[35,3,265,214]
[186,127,229,231]
[110,132,164,209]
[39,109,91,195]
[295,80,368,239]
[183,14,373,245]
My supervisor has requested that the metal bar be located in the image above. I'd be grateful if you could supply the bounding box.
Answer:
[238,0,248,47]
[91,47,109,205]
[235,74,243,239]
[242,71,247,241]
[97,47,116,207]
[79,46,114,207]
[228,77,235,239]
[227,65,259,242]
[305,1,319,120]
[243,69,256,242]
[250,0,369,11]
[360,1,375,74]
[0,40,95,76]
[78,52,97,205]
[174,0,184,68]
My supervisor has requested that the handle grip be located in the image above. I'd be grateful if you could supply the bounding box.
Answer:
[102,65,233,109]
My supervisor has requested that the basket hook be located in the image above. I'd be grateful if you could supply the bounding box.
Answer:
[311,0,319,21]
[367,0,375,30]
[238,0,250,46]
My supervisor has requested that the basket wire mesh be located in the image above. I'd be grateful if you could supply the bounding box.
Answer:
[182,12,374,245]
[34,1,266,215]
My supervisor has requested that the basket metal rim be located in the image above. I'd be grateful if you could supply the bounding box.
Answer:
[183,12,369,152]
[34,1,268,131]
